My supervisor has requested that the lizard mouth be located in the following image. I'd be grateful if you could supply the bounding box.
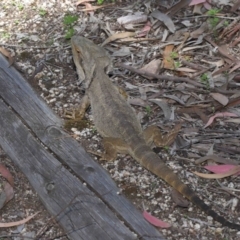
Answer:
[71,38,86,83]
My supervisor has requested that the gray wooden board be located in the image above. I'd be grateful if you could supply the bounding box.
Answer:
[0,100,135,240]
[0,54,165,240]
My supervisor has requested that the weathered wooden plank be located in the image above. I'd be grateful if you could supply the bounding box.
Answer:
[0,54,165,240]
[0,100,136,240]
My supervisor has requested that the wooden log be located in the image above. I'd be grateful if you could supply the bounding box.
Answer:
[0,54,165,240]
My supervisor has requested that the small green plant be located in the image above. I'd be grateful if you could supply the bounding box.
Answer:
[65,28,74,40]
[170,51,178,59]
[211,106,215,113]
[1,32,10,39]
[63,14,78,40]
[207,8,220,29]
[39,8,47,17]
[200,73,210,89]
[91,127,97,133]
[174,61,181,69]
[200,73,208,81]
[223,71,229,78]
[150,182,158,190]
[145,106,152,116]
[63,14,78,26]
[209,17,220,28]
[97,0,115,4]
[163,146,169,151]
[18,3,24,10]
[169,51,180,69]
[223,20,229,27]
[207,8,220,17]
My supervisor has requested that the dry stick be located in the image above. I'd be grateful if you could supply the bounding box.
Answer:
[117,63,205,88]
[217,180,240,200]
[117,64,238,94]
[191,66,213,78]
[195,154,239,165]
[180,59,205,71]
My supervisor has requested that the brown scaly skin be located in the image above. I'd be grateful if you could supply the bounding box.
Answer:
[71,36,240,230]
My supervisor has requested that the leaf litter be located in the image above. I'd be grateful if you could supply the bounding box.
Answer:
[2,0,240,239]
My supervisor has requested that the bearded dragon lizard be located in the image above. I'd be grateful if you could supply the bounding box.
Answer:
[71,36,240,230]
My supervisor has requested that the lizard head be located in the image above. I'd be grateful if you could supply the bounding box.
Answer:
[71,36,112,88]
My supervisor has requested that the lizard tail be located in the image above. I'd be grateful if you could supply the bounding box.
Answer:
[132,145,240,230]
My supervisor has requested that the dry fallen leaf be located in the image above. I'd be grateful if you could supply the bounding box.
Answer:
[117,14,147,25]
[210,92,229,106]
[101,32,135,47]
[166,0,191,16]
[222,96,240,109]
[193,165,240,179]
[231,0,240,12]
[218,45,237,62]
[225,118,240,124]
[128,98,146,107]
[229,61,240,74]
[136,21,151,37]
[204,112,238,128]
[190,22,208,38]
[201,59,224,68]
[0,163,14,187]
[78,2,114,12]
[149,99,171,119]
[204,164,240,175]
[139,59,161,79]
[143,210,171,228]
[189,0,207,5]
[182,45,208,52]
[151,10,176,33]
[163,45,175,69]
[75,0,95,6]
[0,212,39,227]
[176,67,196,73]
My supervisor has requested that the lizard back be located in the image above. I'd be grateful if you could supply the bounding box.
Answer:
[71,36,240,230]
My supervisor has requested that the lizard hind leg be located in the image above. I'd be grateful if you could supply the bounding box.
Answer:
[143,125,164,147]
[89,137,128,161]
[143,124,182,148]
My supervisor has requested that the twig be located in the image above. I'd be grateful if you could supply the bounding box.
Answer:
[187,217,213,227]
[180,59,205,71]
[117,63,205,88]
[217,180,240,199]
[195,154,238,165]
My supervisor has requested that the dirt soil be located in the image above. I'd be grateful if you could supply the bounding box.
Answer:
[1,0,240,239]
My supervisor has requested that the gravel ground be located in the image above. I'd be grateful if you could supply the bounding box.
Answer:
[1,0,240,239]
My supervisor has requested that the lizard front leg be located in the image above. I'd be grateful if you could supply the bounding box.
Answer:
[89,137,128,161]
[64,95,90,130]
[65,95,90,120]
